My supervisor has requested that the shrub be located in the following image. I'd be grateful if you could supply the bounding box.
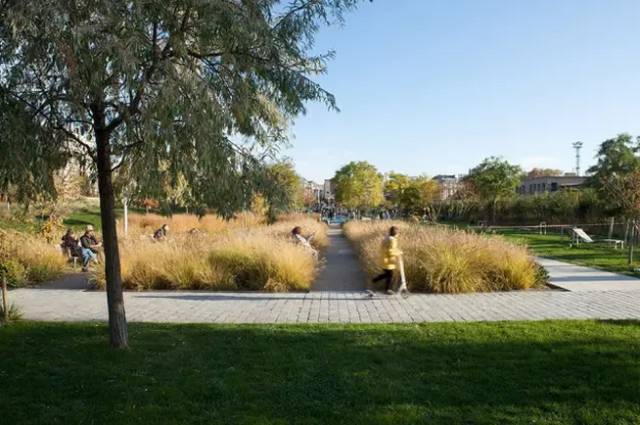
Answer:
[344,221,541,293]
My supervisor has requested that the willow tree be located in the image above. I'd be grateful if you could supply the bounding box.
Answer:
[0,0,359,348]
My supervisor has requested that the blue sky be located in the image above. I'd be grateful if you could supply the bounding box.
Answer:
[284,0,640,182]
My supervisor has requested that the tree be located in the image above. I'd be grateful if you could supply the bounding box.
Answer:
[383,172,411,211]
[384,173,439,216]
[0,0,359,348]
[527,168,563,178]
[588,134,640,187]
[402,176,439,216]
[334,161,383,213]
[464,157,522,223]
[604,170,640,264]
[261,161,304,222]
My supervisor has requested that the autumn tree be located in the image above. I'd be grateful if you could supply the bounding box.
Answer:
[0,0,360,347]
[261,161,304,222]
[333,161,383,214]
[604,170,640,264]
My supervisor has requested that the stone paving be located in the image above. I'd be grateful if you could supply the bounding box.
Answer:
[9,288,640,323]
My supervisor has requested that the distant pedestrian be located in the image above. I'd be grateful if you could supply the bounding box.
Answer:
[372,226,402,295]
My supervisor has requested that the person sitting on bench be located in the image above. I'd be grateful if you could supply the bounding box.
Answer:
[291,226,318,258]
[60,228,81,259]
[80,225,101,272]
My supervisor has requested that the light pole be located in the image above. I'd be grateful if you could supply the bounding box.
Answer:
[572,141,583,176]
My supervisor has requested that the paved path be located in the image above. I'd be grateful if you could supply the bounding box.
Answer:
[538,257,640,292]
[312,224,367,291]
[9,288,640,323]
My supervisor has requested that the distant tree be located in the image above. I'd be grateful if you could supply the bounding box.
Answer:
[604,170,640,264]
[262,162,303,222]
[334,161,383,213]
[527,168,563,178]
[0,0,360,347]
[464,157,522,223]
[383,172,412,211]
[587,134,640,188]
[402,176,440,216]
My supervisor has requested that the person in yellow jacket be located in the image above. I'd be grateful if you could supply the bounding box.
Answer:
[372,226,402,294]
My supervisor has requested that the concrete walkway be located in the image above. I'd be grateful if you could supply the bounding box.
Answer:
[312,224,367,291]
[538,257,640,292]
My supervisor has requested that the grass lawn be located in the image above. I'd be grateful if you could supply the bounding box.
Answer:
[1,321,639,424]
[495,230,640,277]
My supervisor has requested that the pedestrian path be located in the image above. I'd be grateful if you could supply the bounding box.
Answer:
[537,257,640,292]
[9,288,640,323]
[311,224,366,291]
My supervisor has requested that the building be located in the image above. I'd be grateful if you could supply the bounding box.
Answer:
[518,175,586,195]
[302,180,323,205]
[323,179,335,204]
[432,174,461,200]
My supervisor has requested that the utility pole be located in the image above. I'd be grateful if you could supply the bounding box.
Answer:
[572,141,583,176]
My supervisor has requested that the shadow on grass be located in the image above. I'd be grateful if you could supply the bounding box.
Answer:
[0,321,639,424]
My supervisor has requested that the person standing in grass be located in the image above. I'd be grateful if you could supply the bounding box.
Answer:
[372,226,402,295]
[80,225,101,272]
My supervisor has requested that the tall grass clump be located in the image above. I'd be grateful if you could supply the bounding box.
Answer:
[0,230,67,287]
[344,221,542,293]
[96,212,326,291]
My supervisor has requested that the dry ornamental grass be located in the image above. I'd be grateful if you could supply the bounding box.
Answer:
[95,212,327,292]
[344,221,543,293]
[0,229,67,286]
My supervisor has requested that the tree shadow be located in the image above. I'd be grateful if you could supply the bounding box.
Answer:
[1,322,639,424]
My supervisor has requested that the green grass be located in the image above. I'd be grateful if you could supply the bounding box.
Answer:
[1,321,639,424]
[496,230,640,276]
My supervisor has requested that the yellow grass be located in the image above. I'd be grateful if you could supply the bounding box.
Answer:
[96,212,327,291]
[344,221,540,293]
[0,229,67,286]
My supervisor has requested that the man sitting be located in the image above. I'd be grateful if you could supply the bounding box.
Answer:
[80,225,101,272]
[153,224,169,241]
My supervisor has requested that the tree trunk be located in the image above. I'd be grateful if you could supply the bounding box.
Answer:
[123,197,129,238]
[624,219,630,245]
[608,216,615,239]
[2,276,8,323]
[628,219,635,266]
[95,128,129,349]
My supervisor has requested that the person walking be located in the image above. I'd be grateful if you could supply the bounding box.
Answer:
[372,226,402,295]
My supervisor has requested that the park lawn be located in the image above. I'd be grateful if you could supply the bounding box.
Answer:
[496,230,640,277]
[1,321,639,425]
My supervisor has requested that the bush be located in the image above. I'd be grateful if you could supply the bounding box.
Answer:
[439,189,606,225]
[344,221,542,293]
